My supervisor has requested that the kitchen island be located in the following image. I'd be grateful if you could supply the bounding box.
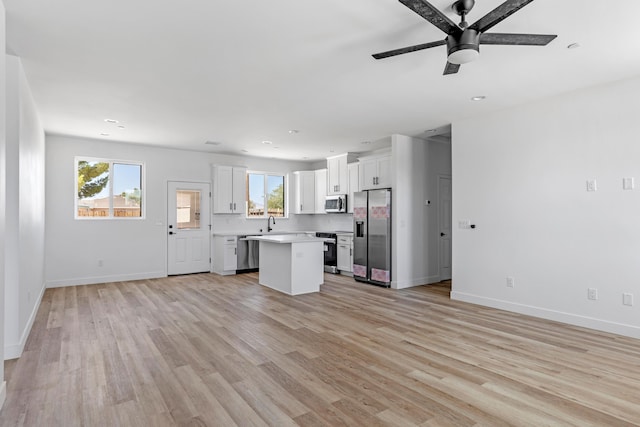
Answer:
[246,234,325,295]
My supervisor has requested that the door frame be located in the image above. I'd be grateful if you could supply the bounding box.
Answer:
[167,180,211,276]
[436,174,452,281]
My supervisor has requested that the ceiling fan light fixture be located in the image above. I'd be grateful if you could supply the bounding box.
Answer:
[446,30,480,65]
[447,48,479,65]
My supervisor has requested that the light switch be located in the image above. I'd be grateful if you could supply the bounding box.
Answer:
[623,177,634,190]
[586,179,597,192]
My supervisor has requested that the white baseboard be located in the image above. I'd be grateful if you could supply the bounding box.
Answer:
[46,270,166,288]
[5,283,46,360]
[0,381,6,411]
[451,291,640,339]
[392,275,441,289]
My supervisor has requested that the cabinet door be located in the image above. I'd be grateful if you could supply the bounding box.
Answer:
[213,165,233,213]
[315,169,327,214]
[360,159,378,190]
[327,157,340,194]
[376,157,392,188]
[231,167,247,213]
[223,244,237,271]
[336,155,348,194]
[294,171,315,214]
[337,244,351,272]
[347,163,359,213]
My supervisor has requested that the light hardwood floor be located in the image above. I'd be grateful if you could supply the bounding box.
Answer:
[1,273,639,426]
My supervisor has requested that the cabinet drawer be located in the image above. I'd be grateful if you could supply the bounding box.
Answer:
[223,236,237,244]
[337,235,352,245]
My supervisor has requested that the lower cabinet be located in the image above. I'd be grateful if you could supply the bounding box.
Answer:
[337,234,353,274]
[213,235,237,275]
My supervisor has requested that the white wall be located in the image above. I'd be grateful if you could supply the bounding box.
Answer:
[45,135,350,287]
[4,55,46,360]
[0,0,7,406]
[391,134,451,289]
[5,55,45,357]
[451,76,640,338]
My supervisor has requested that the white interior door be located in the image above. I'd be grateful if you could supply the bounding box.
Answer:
[438,176,452,281]
[167,181,211,275]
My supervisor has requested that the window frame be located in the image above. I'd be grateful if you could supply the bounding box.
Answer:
[245,170,289,219]
[75,156,146,220]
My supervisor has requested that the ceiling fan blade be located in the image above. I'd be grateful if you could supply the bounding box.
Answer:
[480,33,557,46]
[469,0,535,33]
[399,0,461,36]
[443,62,460,75]
[372,39,446,60]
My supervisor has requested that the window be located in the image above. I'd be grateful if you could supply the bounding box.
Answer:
[247,172,286,218]
[76,157,144,219]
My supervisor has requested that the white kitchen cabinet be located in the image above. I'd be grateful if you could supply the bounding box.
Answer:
[213,235,237,275]
[327,153,357,195]
[347,163,359,213]
[359,154,392,190]
[294,171,316,214]
[212,165,247,214]
[315,169,327,214]
[337,234,353,274]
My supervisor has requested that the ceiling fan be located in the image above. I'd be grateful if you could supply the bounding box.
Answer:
[372,0,557,75]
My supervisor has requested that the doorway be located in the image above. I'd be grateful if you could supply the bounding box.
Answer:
[437,175,452,281]
[167,181,211,275]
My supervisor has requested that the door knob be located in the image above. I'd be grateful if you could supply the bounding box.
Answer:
[440,232,446,237]
[169,231,176,235]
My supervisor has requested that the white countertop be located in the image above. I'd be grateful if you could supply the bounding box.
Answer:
[245,235,326,244]
[212,231,313,237]
[212,230,352,237]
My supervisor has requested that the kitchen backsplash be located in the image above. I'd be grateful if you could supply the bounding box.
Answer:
[211,213,354,234]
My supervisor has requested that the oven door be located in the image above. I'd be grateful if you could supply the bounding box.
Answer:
[323,240,337,266]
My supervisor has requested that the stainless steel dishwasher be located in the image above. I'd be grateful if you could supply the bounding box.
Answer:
[237,236,260,271]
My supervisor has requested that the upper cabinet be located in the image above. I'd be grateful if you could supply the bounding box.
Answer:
[327,153,358,195]
[314,169,327,214]
[212,165,247,214]
[293,171,316,214]
[347,163,359,213]
[359,153,392,190]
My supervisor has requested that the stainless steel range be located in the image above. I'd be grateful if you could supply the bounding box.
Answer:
[315,232,338,273]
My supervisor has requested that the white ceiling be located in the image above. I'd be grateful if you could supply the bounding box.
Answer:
[5,0,640,161]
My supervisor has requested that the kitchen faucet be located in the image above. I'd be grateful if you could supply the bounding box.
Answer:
[267,215,275,232]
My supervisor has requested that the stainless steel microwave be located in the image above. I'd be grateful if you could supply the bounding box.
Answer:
[325,194,347,213]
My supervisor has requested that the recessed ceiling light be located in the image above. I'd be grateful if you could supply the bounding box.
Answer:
[471,96,486,101]
[426,129,437,133]
[104,119,118,124]
[288,130,299,134]
[117,125,125,129]
[241,149,249,153]
[100,133,110,136]
[261,140,273,145]
[567,43,581,49]
[361,141,371,145]
[205,140,222,145]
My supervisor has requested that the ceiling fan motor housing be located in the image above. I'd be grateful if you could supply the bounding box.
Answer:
[447,29,480,64]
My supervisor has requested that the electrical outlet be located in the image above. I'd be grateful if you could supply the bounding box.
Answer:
[586,179,597,192]
[623,293,634,306]
[588,288,598,300]
[506,277,515,288]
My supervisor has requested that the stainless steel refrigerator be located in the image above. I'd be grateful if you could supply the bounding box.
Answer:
[353,189,391,287]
